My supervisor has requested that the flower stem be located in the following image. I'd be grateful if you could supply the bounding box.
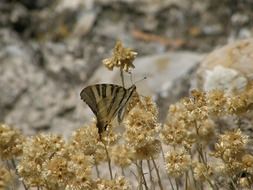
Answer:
[95,163,100,178]
[102,142,113,180]
[121,167,125,176]
[136,161,143,190]
[168,177,175,190]
[11,159,29,190]
[140,160,149,190]
[120,69,125,88]
[147,160,155,189]
[185,172,188,190]
[175,178,179,190]
[151,156,163,190]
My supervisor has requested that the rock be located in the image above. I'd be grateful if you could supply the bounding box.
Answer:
[39,42,89,83]
[96,0,190,14]
[231,13,249,26]
[19,0,53,10]
[0,29,32,120]
[193,38,253,94]
[56,0,94,12]
[72,9,98,38]
[0,29,94,137]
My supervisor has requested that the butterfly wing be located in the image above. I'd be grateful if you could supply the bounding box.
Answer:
[80,85,100,116]
[117,85,137,123]
[80,84,136,134]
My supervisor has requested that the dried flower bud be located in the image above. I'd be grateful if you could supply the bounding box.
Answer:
[103,40,137,72]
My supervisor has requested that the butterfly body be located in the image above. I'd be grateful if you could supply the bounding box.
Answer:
[80,84,136,137]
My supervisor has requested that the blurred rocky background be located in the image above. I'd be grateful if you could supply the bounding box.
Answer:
[1,0,253,137]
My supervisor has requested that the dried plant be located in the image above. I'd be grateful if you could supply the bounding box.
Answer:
[1,41,253,190]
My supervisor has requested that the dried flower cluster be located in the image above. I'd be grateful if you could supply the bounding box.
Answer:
[161,87,253,189]
[124,97,161,160]
[0,164,12,189]
[111,144,134,168]
[0,124,24,160]
[103,40,137,72]
[165,150,191,178]
[193,162,213,182]
[95,177,130,190]
[17,134,66,187]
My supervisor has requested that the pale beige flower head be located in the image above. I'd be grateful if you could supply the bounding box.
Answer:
[226,93,248,114]
[197,119,215,143]
[162,97,210,148]
[238,177,251,189]
[206,90,227,116]
[193,162,213,182]
[0,164,13,189]
[101,123,120,146]
[111,144,134,168]
[124,97,161,160]
[17,134,65,187]
[42,155,69,188]
[93,142,107,164]
[242,154,253,175]
[95,176,131,190]
[160,121,188,146]
[41,148,93,190]
[134,139,161,160]
[213,129,248,161]
[0,124,24,160]
[103,40,137,72]
[124,96,161,148]
[165,149,191,178]
[69,123,99,155]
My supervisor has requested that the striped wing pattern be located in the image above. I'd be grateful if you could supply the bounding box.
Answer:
[80,84,136,135]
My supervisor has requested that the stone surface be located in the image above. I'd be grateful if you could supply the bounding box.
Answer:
[193,38,253,94]
[0,30,96,137]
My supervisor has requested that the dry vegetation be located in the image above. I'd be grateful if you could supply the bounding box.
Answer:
[1,41,253,190]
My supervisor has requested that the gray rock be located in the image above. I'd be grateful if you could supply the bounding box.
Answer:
[0,29,92,136]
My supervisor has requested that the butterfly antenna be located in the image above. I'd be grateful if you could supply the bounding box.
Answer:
[134,76,147,85]
[130,72,134,85]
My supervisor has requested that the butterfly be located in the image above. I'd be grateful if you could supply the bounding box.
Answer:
[80,84,137,138]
